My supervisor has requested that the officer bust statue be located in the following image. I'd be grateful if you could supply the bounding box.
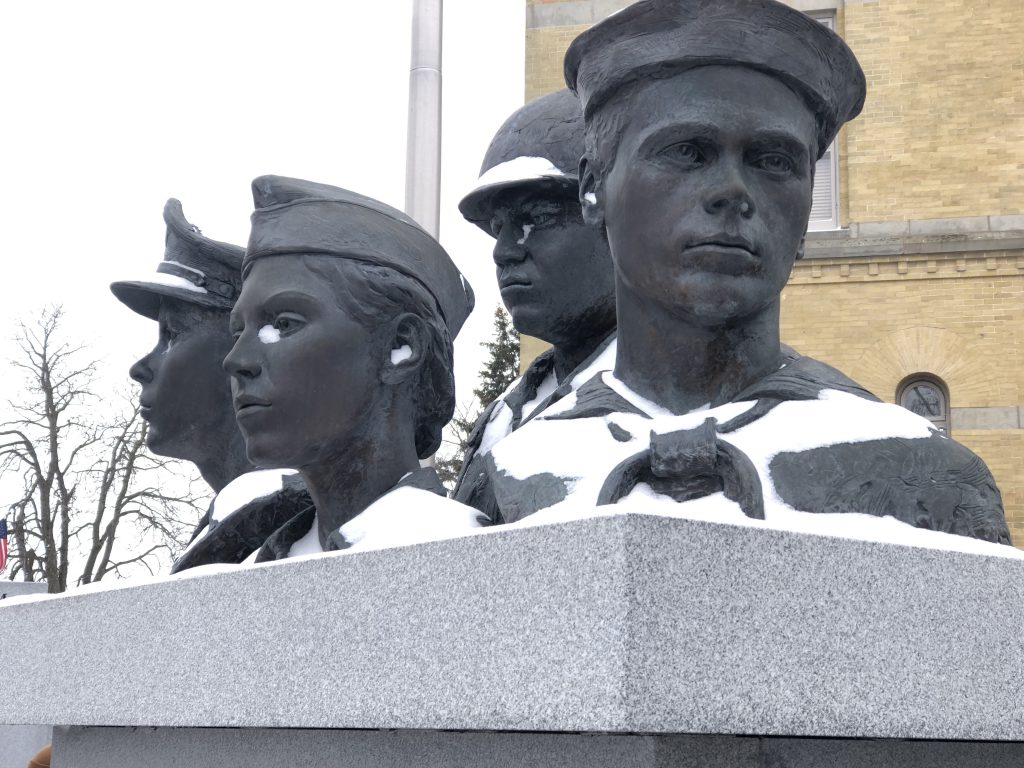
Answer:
[226,176,483,561]
[477,0,1011,545]
[111,200,310,571]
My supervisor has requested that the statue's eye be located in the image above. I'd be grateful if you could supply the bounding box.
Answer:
[753,153,794,174]
[488,217,502,237]
[160,321,184,345]
[660,142,706,167]
[272,313,305,335]
[524,212,553,230]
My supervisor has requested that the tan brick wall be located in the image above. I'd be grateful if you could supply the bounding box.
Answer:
[843,0,1024,222]
[781,251,1024,539]
[520,335,552,367]
[525,24,589,101]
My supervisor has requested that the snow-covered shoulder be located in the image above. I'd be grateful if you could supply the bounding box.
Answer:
[340,487,484,553]
[212,468,298,523]
[723,388,934,461]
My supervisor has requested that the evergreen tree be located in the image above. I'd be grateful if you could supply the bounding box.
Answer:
[435,307,520,488]
[474,306,520,407]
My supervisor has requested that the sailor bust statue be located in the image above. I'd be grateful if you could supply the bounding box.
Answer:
[479,0,1011,545]
[453,88,618,523]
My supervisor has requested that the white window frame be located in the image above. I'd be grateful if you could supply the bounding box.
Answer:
[807,12,841,231]
[897,375,952,435]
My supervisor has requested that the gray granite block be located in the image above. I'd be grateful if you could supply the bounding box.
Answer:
[0,581,47,600]
[1,582,51,768]
[990,214,1024,232]
[3,515,1024,740]
[855,219,910,237]
[909,215,990,235]
[53,727,1024,768]
[952,405,1021,430]
[0,724,51,768]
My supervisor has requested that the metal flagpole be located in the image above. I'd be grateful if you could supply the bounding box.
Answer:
[405,0,443,239]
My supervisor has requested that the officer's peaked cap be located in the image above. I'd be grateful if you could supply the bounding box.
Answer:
[111,199,244,320]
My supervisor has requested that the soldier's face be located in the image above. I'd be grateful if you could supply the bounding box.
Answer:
[487,187,615,345]
[588,66,816,326]
[224,256,379,470]
[129,299,236,462]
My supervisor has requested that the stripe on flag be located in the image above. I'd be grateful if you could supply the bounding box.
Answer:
[0,519,8,574]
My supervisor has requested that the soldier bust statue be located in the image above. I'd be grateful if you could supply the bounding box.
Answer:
[225,176,483,561]
[453,88,617,523]
[477,0,1011,545]
[111,200,310,572]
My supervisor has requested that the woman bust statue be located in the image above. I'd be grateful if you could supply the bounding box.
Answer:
[224,175,482,561]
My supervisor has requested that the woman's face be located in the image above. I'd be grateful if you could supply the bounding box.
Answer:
[224,255,380,469]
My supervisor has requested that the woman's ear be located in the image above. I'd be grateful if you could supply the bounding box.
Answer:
[578,155,605,228]
[380,312,427,385]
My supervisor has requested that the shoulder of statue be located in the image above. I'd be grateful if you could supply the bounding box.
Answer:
[735,352,881,405]
[254,505,318,563]
[395,466,448,497]
[542,373,650,422]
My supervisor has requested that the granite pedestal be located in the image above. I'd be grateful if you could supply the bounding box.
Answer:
[1,582,51,768]
[1,514,1022,766]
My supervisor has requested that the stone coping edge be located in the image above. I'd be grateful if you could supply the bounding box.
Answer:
[1,513,1022,740]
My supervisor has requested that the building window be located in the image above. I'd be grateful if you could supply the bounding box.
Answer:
[808,12,840,231]
[897,375,951,434]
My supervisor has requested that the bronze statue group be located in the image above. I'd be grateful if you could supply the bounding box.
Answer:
[112,0,1012,575]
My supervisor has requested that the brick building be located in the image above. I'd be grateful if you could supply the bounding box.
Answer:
[520,0,1024,540]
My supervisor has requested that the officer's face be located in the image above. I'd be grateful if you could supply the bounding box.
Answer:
[487,187,615,346]
[129,299,237,462]
[587,66,816,326]
[224,256,379,470]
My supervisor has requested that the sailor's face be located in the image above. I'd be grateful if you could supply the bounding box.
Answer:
[488,187,615,345]
[129,299,236,462]
[224,256,378,470]
[594,66,816,325]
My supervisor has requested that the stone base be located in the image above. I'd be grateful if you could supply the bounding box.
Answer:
[54,726,1024,768]
[4,515,1023,739]
[1,582,50,768]
[5,514,1024,768]
[1,724,51,768]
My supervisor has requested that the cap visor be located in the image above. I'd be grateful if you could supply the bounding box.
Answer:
[110,276,226,320]
[458,175,579,232]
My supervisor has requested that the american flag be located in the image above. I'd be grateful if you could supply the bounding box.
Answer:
[0,519,8,574]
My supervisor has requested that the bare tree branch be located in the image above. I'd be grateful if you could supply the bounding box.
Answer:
[2,306,207,592]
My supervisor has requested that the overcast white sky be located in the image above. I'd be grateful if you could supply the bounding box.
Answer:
[0,0,525,413]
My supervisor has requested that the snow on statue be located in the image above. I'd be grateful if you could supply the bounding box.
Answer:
[464,0,1011,548]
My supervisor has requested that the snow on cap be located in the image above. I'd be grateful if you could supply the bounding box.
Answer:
[111,199,244,320]
[564,0,866,159]
[246,175,475,338]
[458,89,585,229]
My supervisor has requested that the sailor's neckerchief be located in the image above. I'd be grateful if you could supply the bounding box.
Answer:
[542,348,880,518]
[253,467,448,563]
